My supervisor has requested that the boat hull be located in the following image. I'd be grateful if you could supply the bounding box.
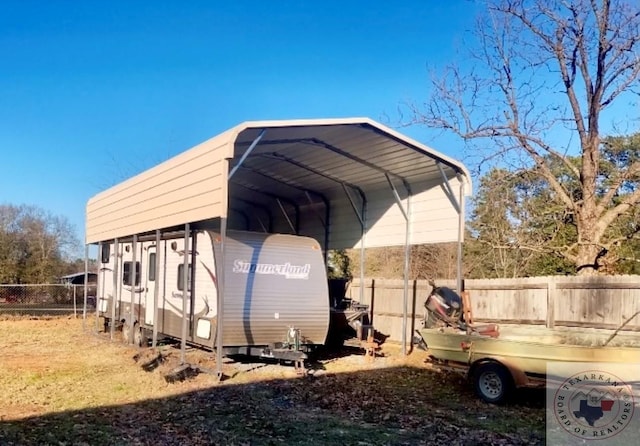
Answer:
[419,325,640,386]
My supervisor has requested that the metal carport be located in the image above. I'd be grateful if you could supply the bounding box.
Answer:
[85,117,471,376]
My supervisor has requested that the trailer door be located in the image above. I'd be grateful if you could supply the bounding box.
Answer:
[97,243,112,314]
[144,246,157,326]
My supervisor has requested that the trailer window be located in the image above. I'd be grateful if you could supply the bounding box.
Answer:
[177,264,192,292]
[148,253,156,282]
[101,245,110,264]
[123,261,140,286]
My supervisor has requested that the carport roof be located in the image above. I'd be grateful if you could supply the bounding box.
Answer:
[230,117,470,194]
[86,117,471,245]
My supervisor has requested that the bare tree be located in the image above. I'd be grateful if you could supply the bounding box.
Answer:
[411,244,461,280]
[0,204,79,283]
[407,0,640,274]
[347,244,460,280]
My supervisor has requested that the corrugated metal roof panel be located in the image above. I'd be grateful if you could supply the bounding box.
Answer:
[86,131,232,243]
[86,117,471,248]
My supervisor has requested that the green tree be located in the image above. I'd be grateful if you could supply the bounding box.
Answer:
[327,249,352,279]
[465,133,640,276]
[466,167,575,277]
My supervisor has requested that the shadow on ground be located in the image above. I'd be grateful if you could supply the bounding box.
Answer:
[0,361,545,446]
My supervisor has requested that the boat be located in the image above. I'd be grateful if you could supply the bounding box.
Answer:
[415,281,640,403]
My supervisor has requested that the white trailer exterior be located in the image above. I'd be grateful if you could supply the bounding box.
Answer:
[85,118,472,372]
[99,230,329,357]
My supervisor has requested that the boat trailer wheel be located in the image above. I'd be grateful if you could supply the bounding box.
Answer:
[473,362,512,404]
[294,359,306,376]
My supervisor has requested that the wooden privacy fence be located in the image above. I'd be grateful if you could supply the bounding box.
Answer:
[345,276,640,344]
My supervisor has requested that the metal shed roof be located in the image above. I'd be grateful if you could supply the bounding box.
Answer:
[86,117,471,248]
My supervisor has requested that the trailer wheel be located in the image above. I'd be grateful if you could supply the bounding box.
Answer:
[122,321,133,344]
[122,322,146,347]
[473,362,513,404]
[133,324,148,348]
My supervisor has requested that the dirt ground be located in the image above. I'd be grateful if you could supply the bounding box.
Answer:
[0,316,545,445]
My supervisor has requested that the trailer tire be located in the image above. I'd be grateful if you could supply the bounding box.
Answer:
[122,322,147,347]
[473,362,513,404]
[134,324,148,348]
[122,321,133,345]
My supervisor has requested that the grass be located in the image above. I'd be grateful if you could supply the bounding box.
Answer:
[0,316,545,445]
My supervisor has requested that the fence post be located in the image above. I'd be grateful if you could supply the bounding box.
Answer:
[546,278,556,329]
[73,286,77,318]
[370,278,375,326]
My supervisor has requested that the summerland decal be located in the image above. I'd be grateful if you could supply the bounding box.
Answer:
[232,259,311,280]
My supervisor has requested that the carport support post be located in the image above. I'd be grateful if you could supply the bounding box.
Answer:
[359,205,366,305]
[402,195,411,355]
[93,246,103,326]
[180,224,190,365]
[152,230,160,348]
[323,200,330,265]
[342,184,367,304]
[83,244,89,329]
[304,191,330,263]
[456,178,465,294]
[111,238,118,340]
[385,174,412,355]
[130,235,137,344]
[217,131,266,378]
[216,217,227,378]
[437,164,465,294]
[215,217,227,380]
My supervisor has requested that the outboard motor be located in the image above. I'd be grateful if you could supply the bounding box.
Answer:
[423,280,466,330]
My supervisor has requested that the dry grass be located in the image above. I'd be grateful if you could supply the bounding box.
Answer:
[0,316,425,418]
[0,316,545,445]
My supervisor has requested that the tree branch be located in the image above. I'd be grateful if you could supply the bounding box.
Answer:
[597,159,640,216]
[596,186,640,240]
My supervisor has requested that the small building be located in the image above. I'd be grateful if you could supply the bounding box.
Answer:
[59,273,97,305]
[59,272,97,286]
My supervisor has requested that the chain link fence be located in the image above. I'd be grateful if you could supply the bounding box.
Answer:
[0,284,96,316]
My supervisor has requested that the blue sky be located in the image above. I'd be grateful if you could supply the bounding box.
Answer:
[1,1,480,252]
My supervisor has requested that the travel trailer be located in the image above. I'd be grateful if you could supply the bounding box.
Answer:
[98,228,330,364]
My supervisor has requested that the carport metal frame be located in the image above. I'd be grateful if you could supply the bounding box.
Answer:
[83,118,470,379]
